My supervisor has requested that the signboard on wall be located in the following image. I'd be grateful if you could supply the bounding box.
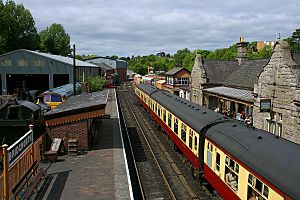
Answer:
[7,130,33,167]
[260,99,271,112]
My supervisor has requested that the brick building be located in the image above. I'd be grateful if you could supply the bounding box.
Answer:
[190,39,300,144]
[44,90,108,151]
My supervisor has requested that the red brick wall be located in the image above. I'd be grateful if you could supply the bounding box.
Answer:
[116,68,127,82]
[46,120,89,151]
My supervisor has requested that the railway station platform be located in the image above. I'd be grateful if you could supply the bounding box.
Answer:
[37,89,133,200]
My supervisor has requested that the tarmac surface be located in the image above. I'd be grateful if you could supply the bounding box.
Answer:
[37,89,133,200]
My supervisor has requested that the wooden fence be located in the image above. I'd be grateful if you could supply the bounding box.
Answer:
[0,133,45,199]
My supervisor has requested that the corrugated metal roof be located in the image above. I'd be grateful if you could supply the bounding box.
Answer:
[25,50,98,67]
[94,63,114,71]
[42,83,81,97]
[204,86,254,102]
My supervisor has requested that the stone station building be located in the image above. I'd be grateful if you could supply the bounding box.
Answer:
[190,40,300,144]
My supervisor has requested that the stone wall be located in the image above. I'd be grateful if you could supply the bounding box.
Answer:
[253,41,300,144]
[46,120,89,151]
[191,54,207,106]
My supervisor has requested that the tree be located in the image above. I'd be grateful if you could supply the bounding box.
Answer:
[0,0,39,54]
[87,76,107,92]
[285,28,300,52]
[39,23,71,56]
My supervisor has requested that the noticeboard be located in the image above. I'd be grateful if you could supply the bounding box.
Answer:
[260,99,271,112]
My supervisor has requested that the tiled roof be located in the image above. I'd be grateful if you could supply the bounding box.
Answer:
[222,59,268,89]
[203,59,239,85]
[204,86,254,102]
[165,67,190,76]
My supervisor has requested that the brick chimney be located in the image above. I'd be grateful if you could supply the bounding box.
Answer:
[236,36,249,65]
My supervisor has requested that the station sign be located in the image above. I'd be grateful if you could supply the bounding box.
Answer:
[7,130,33,167]
[260,99,271,112]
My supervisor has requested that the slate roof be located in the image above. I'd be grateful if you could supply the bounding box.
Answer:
[44,90,108,119]
[222,59,268,89]
[204,86,254,102]
[292,52,300,65]
[165,67,190,76]
[203,59,239,85]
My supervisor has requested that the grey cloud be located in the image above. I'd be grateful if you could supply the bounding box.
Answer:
[13,0,300,56]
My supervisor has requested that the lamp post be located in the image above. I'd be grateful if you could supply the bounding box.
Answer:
[73,44,76,95]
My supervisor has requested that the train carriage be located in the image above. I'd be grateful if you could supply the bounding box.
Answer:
[135,83,300,200]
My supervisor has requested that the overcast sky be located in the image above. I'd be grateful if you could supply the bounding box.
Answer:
[14,0,300,57]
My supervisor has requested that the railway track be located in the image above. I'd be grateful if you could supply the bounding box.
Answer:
[117,83,212,200]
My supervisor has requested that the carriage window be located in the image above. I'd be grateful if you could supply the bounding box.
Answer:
[207,149,212,167]
[157,105,161,117]
[263,185,269,198]
[188,130,193,149]
[248,174,269,199]
[255,179,262,193]
[216,152,220,171]
[181,124,186,142]
[163,109,166,123]
[194,136,198,151]
[174,118,178,134]
[168,113,172,127]
[225,156,239,192]
[248,174,253,185]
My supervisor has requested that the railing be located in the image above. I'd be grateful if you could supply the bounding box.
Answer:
[0,131,45,199]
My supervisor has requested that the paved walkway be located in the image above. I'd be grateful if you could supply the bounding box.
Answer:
[37,89,133,200]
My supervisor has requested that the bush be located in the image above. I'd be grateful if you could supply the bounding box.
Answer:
[87,76,107,92]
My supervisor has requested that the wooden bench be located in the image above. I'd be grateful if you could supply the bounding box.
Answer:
[44,138,62,162]
[12,161,47,200]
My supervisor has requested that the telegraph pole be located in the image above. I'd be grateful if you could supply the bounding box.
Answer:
[73,44,76,95]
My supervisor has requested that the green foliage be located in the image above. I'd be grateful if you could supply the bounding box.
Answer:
[286,28,300,52]
[87,76,107,92]
[206,45,237,60]
[39,23,71,56]
[0,0,39,54]
[247,45,272,59]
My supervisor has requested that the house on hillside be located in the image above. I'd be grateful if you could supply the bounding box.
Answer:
[164,67,191,96]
